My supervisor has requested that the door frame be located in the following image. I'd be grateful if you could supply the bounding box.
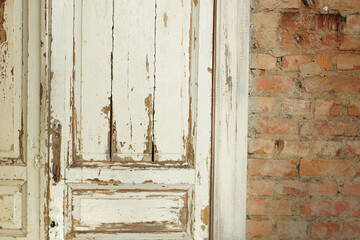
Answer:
[39,0,250,239]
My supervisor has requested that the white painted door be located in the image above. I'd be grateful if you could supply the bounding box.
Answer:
[48,0,214,239]
[0,0,41,239]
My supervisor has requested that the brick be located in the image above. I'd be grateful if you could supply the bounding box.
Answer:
[275,180,307,196]
[346,15,360,32]
[276,221,308,238]
[249,97,278,113]
[316,54,333,71]
[254,76,295,93]
[344,182,360,197]
[337,54,360,70]
[251,53,277,70]
[314,99,342,116]
[248,139,275,154]
[312,141,342,157]
[248,199,292,216]
[255,117,293,134]
[246,220,272,236]
[280,33,298,50]
[312,223,340,238]
[301,201,360,217]
[277,140,310,157]
[249,159,298,177]
[282,99,311,115]
[321,33,343,50]
[257,0,300,10]
[281,13,342,31]
[340,0,360,9]
[281,12,312,30]
[300,159,358,177]
[301,77,360,93]
[299,62,322,77]
[340,36,360,51]
[311,14,343,31]
[348,101,360,116]
[282,55,312,70]
[253,13,281,29]
[343,222,360,239]
[299,120,358,137]
[309,181,338,196]
[296,33,319,49]
[248,180,275,196]
[254,29,278,50]
[347,141,360,155]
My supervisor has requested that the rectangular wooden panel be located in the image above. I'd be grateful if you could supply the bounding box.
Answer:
[112,0,155,162]
[72,0,113,161]
[0,181,25,235]
[154,0,193,163]
[68,184,193,235]
[0,0,23,162]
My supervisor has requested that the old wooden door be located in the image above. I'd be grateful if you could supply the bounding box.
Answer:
[0,0,41,239]
[48,0,214,239]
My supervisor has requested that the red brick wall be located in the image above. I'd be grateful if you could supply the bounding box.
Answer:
[248,0,360,238]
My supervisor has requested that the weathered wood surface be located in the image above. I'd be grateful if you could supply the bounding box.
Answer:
[49,0,213,239]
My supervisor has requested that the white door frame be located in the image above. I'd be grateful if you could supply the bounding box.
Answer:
[212,0,250,239]
[38,0,250,239]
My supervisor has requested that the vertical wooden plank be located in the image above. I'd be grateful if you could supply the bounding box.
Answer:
[213,0,250,238]
[154,0,192,162]
[0,0,22,160]
[112,0,155,162]
[79,0,112,157]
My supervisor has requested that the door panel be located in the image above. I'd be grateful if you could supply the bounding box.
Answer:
[49,0,213,239]
[0,0,40,239]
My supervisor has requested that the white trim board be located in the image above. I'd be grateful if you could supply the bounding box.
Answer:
[213,0,250,239]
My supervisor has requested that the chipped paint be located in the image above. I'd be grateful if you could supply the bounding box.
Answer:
[51,120,62,184]
[163,12,168,28]
[0,0,7,43]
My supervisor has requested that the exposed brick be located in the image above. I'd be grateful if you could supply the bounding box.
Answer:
[299,120,358,137]
[337,54,360,70]
[348,100,360,116]
[312,141,342,157]
[249,97,278,113]
[254,29,278,50]
[316,54,333,71]
[249,138,275,154]
[301,201,360,217]
[340,0,360,9]
[322,33,343,50]
[312,223,340,238]
[275,180,307,196]
[300,159,358,177]
[282,99,311,115]
[254,76,295,93]
[346,15,360,32]
[281,13,342,31]
[257,0,300,10]
[276,221,308,238]
[278,140,310,157]
[281,12,312,30]
[299,62,322,77]
[296,33,319,49]
[314,99,342,116]
[255,117,294,134]
[253,13,281,29]
[248,199,293,216]
[309,181,338,196]
[249,159,298,177]
[343,222,360,239]
[347,141,360,155]
[248,180,275,196]
[280,32,298,50]
[344,182,360,197]
[246,220,272,236]
[301,77,360,93]
[251,53,277,70]
[340,36,360,51]
[282,55,312,70]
